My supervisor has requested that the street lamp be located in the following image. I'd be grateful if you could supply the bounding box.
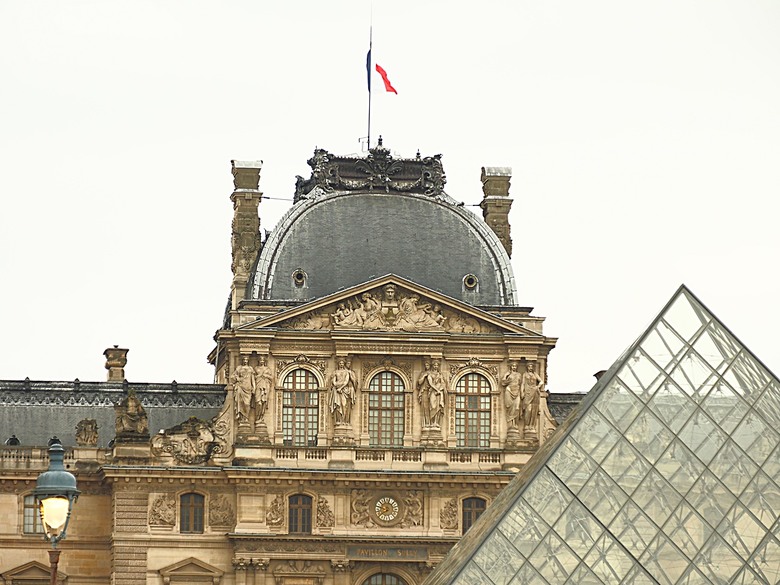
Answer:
[34,439,80,585]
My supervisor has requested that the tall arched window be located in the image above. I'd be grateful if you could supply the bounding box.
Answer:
[22,494,43,534]
[368,371,405,446]
[363,574,407,585]
[288,494,312,534]
[180,493,204,533]
[455,373,491,448]
[282,369,319,447]
[462,497,487,534]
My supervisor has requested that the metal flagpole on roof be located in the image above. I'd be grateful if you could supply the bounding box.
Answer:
[367,11,373,150]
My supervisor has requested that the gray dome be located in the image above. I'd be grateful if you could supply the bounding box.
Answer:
[250,188,518,306]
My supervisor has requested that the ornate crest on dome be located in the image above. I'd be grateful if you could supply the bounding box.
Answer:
[294,138,446,200]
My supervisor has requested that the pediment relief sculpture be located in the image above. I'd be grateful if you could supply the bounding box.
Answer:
[151,416,217,465]
[279,284,498,334]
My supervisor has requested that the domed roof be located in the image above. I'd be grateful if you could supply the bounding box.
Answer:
[249,145,518,306]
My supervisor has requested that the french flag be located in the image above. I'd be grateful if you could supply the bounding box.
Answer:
[367,49,397,94]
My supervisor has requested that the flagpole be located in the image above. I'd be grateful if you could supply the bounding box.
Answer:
[367,22,373,150]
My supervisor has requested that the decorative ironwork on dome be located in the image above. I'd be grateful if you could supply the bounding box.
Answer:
[294,138,446,201]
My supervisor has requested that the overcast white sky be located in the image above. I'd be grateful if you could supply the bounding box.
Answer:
[1,1,778,394]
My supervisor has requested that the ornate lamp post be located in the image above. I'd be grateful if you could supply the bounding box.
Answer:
[34,439,80,585]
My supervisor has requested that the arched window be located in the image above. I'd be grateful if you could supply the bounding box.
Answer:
[22,494,43,534]
[363,574,408,585]
[462,497,487,534]
[288,494,312,534]
[455,373,491,448]
[282,369,319,447]
[368,371,405,446]
[180,493,204,534]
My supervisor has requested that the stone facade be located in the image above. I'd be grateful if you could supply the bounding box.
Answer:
[0,150,583,585]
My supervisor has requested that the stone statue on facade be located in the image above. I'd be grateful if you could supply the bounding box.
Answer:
[521,362,544,435]
[502,362,523,430]
[115,389,149,439]
[75,418,99,446]
[232,356,255,426]
[328,359,356,426]
[424,361,446,428]
[253,356,273,421]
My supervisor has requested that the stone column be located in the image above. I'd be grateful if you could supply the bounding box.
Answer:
[230,160,263,313]
[479,167,513,256]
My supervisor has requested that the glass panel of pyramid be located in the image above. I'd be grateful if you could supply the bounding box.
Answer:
[424,286,780,585]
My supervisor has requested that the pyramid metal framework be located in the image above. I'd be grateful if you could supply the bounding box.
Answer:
[425,287,780,585]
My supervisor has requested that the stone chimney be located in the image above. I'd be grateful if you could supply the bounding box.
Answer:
[104,346,129,381]
[480,167,513,256]
[230,160,263,311]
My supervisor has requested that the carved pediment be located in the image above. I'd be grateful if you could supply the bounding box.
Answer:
[241,275,535,336]
[1,561,66,584]
[159,558,223,584]
[151,416,226,465]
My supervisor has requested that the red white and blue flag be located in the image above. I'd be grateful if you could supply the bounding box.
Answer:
[366,49,397,94]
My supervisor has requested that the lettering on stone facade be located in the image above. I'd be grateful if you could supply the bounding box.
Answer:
[346,546,429,561]
[316,496,334,528]
[148,494,176,526]
[266,494,285,526]
[209,494,235,527]
[440,498,458,530]
[75,418,98,446]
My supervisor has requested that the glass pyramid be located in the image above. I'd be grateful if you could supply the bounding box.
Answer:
[425,286,780,585]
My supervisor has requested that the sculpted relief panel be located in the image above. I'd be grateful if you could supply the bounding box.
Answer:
[279,284,497,334]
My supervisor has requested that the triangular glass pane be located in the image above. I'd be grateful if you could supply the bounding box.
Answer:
[453,561,495,585]
[548,437,597,494]
[523,467,572,526]
[473,530,524,585]
[661,291,708,343]
[763,443,780,481]
[730,564,765,585]
[621,565,657,585]
[756,380,780,423]
[570,408,621,465]
[722,351,770,405]
[497,499,549,557]
[692,319,739,375]
[674,566,711,585]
